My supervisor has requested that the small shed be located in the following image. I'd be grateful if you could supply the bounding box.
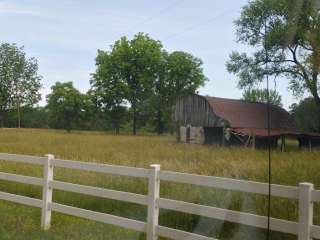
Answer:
[174,94,320,149]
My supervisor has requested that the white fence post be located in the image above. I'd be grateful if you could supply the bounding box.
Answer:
[298,182,313,240]
[147,164,160,240]
[41,154,54,230]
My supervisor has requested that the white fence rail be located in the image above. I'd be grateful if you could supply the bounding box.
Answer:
[0,152,319,239]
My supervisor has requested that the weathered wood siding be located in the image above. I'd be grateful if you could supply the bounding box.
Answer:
[174,95,224,127]
[180,126,205,144]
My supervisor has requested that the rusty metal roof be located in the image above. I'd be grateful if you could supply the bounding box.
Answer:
[204,96,299,131]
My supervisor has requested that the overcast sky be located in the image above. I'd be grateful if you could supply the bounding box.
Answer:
[0,0,300,109]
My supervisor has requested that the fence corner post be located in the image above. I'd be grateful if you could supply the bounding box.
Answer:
[298,182,313,240]
[147,164,160,240]
[41,154,54,230]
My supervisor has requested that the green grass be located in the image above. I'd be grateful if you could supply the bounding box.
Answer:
[0,128,319,239]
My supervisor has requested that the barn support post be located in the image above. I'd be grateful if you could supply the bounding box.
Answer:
[147,164,160,240]
[309,138,312,152]
[252,133,256,150]
[281,135,286,152]
[298,138,302,149]
[221,127,226,146]
[41,154,54,230]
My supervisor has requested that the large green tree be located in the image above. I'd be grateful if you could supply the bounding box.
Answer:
[90,50,128,134]
[46,82,85,131]
[91,33,163,135]
[226,0,320,128]
[91,33,207,135]
[152,51,207,134]
[0,43,42,127]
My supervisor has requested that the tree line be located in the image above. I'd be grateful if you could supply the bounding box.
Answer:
[0,33,207,134]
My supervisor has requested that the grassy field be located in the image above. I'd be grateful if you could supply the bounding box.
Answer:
[0,128,319,239]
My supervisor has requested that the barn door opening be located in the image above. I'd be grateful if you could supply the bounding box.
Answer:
[186,126,191,143]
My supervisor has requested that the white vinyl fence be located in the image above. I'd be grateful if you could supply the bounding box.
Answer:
[0,152,319,240]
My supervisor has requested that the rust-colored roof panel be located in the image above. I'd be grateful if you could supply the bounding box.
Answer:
[204,96,299,131]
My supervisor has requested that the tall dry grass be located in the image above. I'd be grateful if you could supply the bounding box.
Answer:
[0,128,319,239]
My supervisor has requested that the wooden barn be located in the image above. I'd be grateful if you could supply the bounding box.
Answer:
[174,94,320,149]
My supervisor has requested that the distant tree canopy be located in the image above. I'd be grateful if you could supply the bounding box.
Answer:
[0,43,42,127]
[290,97,320,132]
[226,0,320,130]
[46,82,86,131]
[242,88,283,107]
[4,107,48,129]
[91,33,207,134]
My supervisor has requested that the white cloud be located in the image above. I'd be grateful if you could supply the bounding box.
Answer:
[0,1,40,16]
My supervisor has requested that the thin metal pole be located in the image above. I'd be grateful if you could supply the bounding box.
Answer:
[264,18,272,240]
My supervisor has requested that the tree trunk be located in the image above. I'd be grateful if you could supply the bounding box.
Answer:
[66,114,72,132]
[156,109,163,135]
[132,103,137,135]
[316,102,320,132]
[313,95,320,132]
[113,106,121,135]
[114,120,120,135]
[17,102,21,128]
[170,125,174,135]
[0,110,4,128]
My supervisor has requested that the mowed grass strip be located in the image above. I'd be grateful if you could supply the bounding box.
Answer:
[0,128,319,239]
